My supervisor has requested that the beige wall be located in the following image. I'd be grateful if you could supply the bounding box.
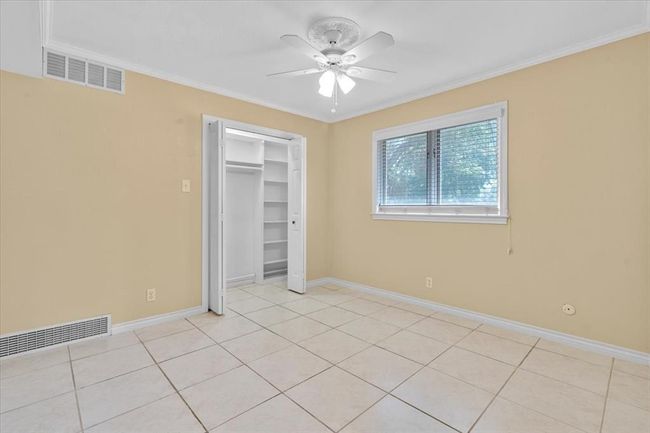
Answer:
[329,34,649,352]
[0,70,329,334]
[1,34,648,352]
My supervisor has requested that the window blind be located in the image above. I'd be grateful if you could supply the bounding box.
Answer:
[377,118,499,208]
[438,119,498,206]
[379,132,429,205]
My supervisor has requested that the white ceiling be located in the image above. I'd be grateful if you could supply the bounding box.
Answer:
[0,1,42,78]
[10,1,650,121]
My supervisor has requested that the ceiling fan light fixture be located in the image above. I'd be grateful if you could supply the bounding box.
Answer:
[336,72,356,94]
[342,54,356,63]
[318,70,336,97]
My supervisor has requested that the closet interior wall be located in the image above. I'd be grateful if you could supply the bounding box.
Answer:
[224,132,289,287]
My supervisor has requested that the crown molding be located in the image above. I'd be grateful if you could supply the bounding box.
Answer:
[40,0,649,124]
[333,24,650,122]
[43,40,331,123]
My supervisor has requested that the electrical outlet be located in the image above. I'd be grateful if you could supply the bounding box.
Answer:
[562,303,576,315]
[425,277,433,289]
[146,288,156,302]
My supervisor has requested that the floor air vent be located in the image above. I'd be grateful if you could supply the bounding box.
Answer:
[0,315,111,358]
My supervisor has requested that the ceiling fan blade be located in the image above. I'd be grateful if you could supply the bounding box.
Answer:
[280,35,327,63]
[342,31,394,64]
[267,68,321,78]
[346,66,396,82]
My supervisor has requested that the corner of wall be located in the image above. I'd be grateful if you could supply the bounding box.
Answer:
[324,121,336,277]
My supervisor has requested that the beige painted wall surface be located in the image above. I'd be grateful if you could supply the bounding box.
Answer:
[329,34,649,352]
[0,70,329,334]
[1,34,648,352]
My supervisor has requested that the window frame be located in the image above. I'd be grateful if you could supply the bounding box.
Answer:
[372,102,508,224]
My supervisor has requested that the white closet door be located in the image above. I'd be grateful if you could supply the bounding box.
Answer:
[287,141,305,293]
[208,121,225,314]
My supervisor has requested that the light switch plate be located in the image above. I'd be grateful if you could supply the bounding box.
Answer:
[182,179,191,193]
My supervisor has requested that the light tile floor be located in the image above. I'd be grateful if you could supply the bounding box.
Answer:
[1,282,649,433]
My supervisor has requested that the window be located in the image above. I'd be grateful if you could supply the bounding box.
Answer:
[373,102,508,223]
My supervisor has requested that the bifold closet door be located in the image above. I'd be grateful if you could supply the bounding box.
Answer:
[287,142,305,294]
[207,120,224,314]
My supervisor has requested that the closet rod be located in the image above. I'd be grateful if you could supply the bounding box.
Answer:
[225,162,263,171]
[225,127,293,145]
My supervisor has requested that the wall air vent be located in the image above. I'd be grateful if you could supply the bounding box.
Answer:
[46,51,66,78]
[0,315,111,358]
[43,49,124,94]
[87,62,105,87]
[106,67,124,91]
[67,57,86,83]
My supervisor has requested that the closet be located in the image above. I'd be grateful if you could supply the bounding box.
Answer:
[224,129,291,287]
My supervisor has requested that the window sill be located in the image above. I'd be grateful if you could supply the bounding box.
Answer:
[372,212,509,224]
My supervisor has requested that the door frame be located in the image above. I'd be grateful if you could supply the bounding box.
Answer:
[201,114,307,313]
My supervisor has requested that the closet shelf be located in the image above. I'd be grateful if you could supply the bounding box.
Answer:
[264,239,288,245]
[264,268,287,276]
[264,158,288,164]
[264,259,288,266]
[226,162,263,172]
[264,200,288,204]
[264,179,288,184]
[264,220,288,224]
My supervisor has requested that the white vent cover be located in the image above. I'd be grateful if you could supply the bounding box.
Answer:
[67,57,86,83]
[43,49,124,94]
[0,315,111,358]
[46,51,66,78]
[87,63,105,87]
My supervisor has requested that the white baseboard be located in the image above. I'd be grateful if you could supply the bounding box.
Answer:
[306,277,331,288]
[309,277,649,364]
[112,305,206,335]
[226,274,256,289]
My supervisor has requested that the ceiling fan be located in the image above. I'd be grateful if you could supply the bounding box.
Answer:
[268,17,396,110]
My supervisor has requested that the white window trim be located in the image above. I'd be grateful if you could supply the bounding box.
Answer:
[371,101,509,224]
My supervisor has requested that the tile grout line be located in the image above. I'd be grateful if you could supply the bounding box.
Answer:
[269,291,411,430]
[189,316,336,432]
[144,286,532,432]
[481,338,596,433]
[0,350,85,423]
[466,336,537,432]
[76,383,188,431]
[342,317,542,432]
[134,322,210,433]
[3,283,639,433]
[334,335,465,433]
[598,357,615,433]
[68,339,141,363]
[247,291,467,432]
[70,327,211,431]
[0,359,71,381]
[192,288,416,432]
[67,345,86,433]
